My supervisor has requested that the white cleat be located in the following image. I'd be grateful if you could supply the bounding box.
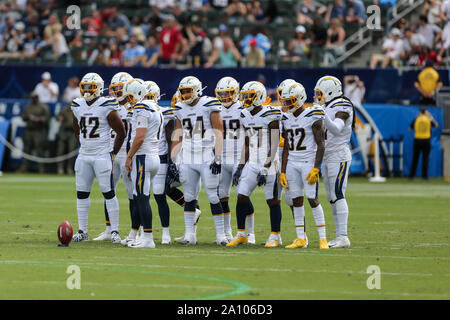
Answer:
[161,231,172,245]
[225,232,233,243]
[328,236,351,248]
[72,231,89,242]
[247,233,256,244]
[111,231,121,244]
[128,239,156,248]
[93,230,111,241]
[177,233,197,245]
[120,236,136,246]
[174,234,186,242]
[216,234,229,246]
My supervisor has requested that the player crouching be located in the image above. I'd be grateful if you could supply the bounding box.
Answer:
[227,81,283,248]
[279,83,329,249]
[123,78,164,248]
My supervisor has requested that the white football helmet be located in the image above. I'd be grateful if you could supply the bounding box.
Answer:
[123,78,146,106]
[80,72,104,102]
[109,72,133,102]
[277,79,297,103]
[178,76,203,104]
[215,76,239,108]
[239,81,266,111]
[314,75,342,105]
[279,83,307,113]
[144,81,160,102]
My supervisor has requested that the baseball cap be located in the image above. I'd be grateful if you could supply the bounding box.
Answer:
[296,25,306,34]
[391,28,402,36]
[249,38,258,46]
[42,72,51,80]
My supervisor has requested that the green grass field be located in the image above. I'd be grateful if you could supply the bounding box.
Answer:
[0,174,449,300]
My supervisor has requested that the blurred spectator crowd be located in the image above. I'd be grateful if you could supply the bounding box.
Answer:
[0,0,379,68]
[370,0,450,68]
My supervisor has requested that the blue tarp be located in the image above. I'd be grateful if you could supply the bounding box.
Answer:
[364,104,442,177]
[0,120,10,170]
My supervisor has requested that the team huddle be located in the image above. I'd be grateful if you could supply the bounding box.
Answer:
[69,71,353,249]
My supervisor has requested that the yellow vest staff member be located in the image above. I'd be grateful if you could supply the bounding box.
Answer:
[408,108,438,180]
[414,60,443,105]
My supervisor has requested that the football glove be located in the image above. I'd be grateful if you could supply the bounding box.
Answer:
[232,167,243,186]
[209,155,222,175]
[257,167,269,186]
[280,172,288,189]
[166,159,180,186]
[306,167,319,185]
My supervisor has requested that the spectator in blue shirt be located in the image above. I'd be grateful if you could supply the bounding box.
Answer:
[122,36,146,66]
[144,35,160,67]
[325,0,346,23]
[344,0,367,24]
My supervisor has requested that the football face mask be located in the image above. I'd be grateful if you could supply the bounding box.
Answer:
[109,83,125,99]
[239,90,257,108]
[80,82,99,101]
[215,88,236,106]
[178,86,195,103]
[313,88,325,105]
[280,96,299,113]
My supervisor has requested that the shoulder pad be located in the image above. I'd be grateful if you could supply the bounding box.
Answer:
[71,99,81,108]
[172,104,182,110]
[133,103,153,112]
[304,108,325,118]
[260,109,281,118]
[99,97,119,107]
[162,108,174,116]
[203,99,221,107]
[282,114,289,121]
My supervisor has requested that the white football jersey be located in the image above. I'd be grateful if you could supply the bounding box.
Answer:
[159,105,175,155]
[240,105,282,166]
[172,96,222,156]
[324,97,354,162]
[221,101,245,165]
[282,106,325,162]
[130,100,164,155]
[71,96,118,156]
[109,103,130,157]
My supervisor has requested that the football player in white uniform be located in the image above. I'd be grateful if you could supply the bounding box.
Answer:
[123,78,164,248]
[314,76,353,248]
[227,81,283,248]
[171,76,227,245]
[94,71,135,241]
[145,81,193,245]
[71,73,126,243]
[215,76,254,242]
[279,83,329,249]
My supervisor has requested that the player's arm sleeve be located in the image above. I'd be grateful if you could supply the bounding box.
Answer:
[324,114,345,135]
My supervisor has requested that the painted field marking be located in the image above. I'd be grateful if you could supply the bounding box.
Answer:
[0,260,251,300]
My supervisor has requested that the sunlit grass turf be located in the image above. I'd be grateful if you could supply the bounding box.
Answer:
[0,174,449,299]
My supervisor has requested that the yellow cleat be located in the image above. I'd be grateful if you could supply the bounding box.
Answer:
[285,238,307,249]
[319,238,329,249]
[226,236,248,247]
[264,240,280,248]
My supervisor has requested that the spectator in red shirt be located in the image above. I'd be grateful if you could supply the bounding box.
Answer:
[106,42,122,66]
[82,10,102,36]
[159,15,183,65]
